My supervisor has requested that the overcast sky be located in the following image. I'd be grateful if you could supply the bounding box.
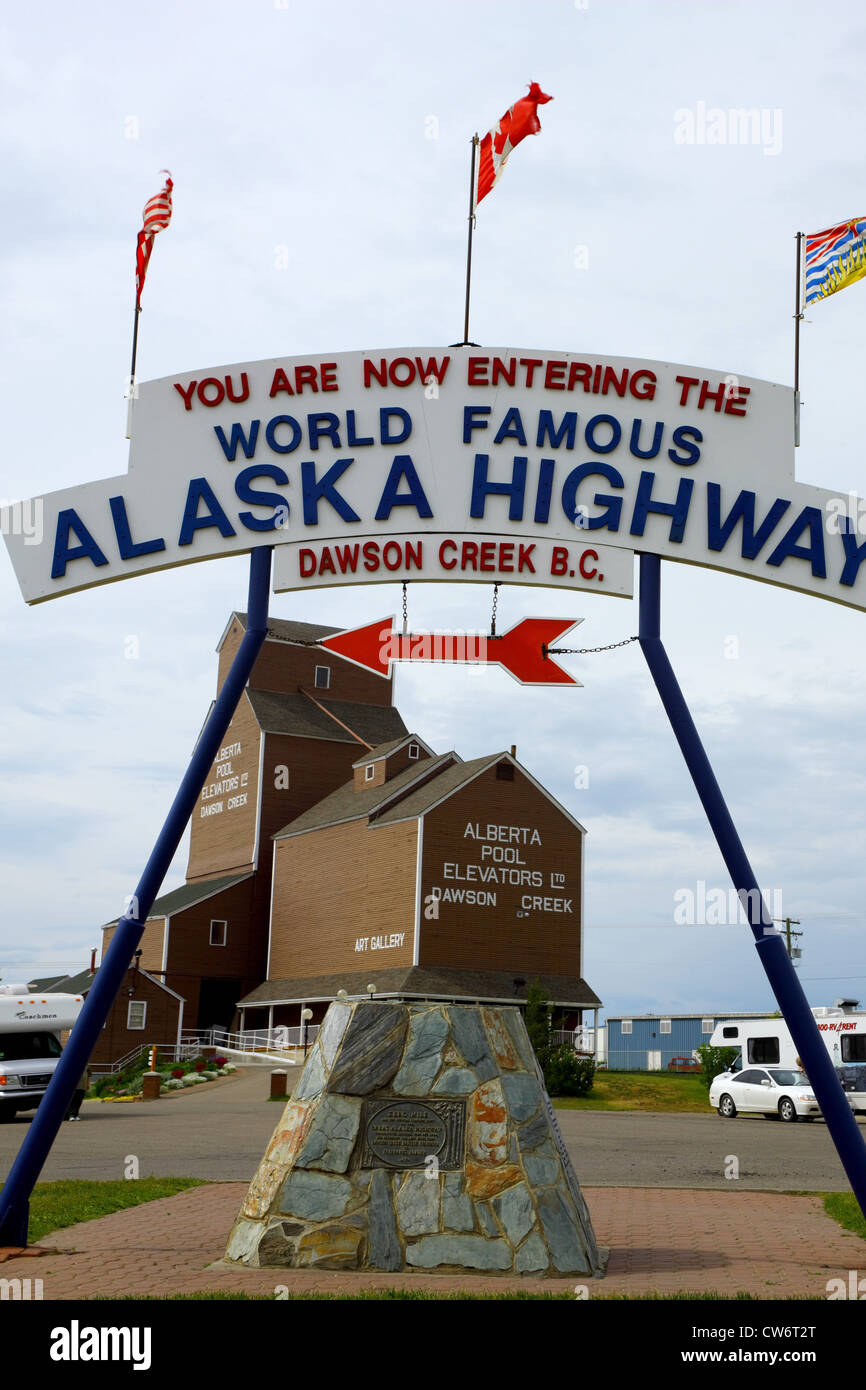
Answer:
[1,0,865,1021]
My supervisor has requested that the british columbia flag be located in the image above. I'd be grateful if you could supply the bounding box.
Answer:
[804,217,866,305]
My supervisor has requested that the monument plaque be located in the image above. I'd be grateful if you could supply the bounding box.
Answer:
[228,1002,603,1274]
[359,1098,466,1170]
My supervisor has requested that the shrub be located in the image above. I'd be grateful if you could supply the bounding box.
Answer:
[525,980,552,1057]
[214,1056,227,1067]
[695,1043,740,1092]
[171,1068,185,1080]
[542,1046,596,1097]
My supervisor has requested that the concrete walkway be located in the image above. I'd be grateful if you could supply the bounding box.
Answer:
[2,1182,862,1299]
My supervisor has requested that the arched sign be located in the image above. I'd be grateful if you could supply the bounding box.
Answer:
[5,345,865,611]
[5,344,866,1243]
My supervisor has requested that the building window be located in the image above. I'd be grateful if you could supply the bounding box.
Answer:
[408,742,420,760]
[127,1001,147,1030]
[314,665,331,689]
[364,764,375,782]
[660,1018,671,1034]
[621,1019,632,1035]
[210,920,227,946]
[702,1018,714,1034]
[496,762,514,781]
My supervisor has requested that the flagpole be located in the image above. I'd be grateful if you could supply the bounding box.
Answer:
[126,300,140,440]
[794,231,804,448]
[461,135,479,345]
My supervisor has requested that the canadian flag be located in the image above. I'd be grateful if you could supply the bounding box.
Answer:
[475,82,553,207]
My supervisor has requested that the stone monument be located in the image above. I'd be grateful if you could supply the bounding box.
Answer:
[225,999,604,1276]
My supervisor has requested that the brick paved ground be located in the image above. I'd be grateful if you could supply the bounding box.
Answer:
[2,1183,862,1299]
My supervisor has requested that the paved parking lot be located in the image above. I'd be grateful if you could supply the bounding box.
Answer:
[1,1068,863,1191]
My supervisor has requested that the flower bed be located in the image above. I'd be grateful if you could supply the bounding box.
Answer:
[94,1053,236,1101]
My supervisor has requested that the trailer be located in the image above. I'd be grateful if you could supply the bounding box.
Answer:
[710,1003,866,1113]
[0,992,84,1119]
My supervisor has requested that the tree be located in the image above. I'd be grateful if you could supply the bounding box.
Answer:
[525,979,552,1058]
[524,980,595,1097]
[695,1043,739,1093]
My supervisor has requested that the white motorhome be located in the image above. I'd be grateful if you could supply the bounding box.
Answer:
[0,991,84,1120]
[710,1001,866,1113]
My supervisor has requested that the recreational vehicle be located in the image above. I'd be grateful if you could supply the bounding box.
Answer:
[0,991,84,1120]
[710,1001,866,1113]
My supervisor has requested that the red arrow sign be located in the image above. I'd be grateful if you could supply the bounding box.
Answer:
[318,617,583,686]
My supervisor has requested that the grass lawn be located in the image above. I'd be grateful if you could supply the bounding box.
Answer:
[28,1177,204,1243]
[823,1192,866,1241]
[554,1070,709,1113]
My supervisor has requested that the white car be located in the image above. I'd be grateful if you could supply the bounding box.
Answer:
[710,1066,828,1122]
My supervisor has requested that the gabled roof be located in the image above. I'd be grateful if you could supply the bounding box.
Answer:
[217,612,340,653]
[102,872,254,927]
[274,749,588,841]
[273,752,460,839]
[247,689,407,747]
[371,753,502,825]
[41,967,98,995]
[145,872,254,920]
[372,751,587,835]
[41,966,186,1002]
[351,733,435,768]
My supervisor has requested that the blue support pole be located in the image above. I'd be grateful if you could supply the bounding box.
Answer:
[0,547,273,1248]
[638,553,866,1217]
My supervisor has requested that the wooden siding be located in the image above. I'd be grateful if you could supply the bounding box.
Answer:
[161,876,260,985]
[186,691,261,882]
[88,969,181,1066]
[269,818,418,978]
[101,918,166,975]
[353,741,428,790]
[417,763,583,976]
[218,619,394,704]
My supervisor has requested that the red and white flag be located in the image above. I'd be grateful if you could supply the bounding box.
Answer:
[135,172,173,307]
[475,83,552,207]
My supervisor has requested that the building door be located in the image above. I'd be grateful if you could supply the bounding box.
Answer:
[647,1050,662,1070]
[198,978,242,1031]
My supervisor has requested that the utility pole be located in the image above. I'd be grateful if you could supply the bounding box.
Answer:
[773,917,803,962]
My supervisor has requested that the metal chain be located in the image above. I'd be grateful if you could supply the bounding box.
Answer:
[490,583,499,637]
[546,635,640,655]
[402,582,408,635]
